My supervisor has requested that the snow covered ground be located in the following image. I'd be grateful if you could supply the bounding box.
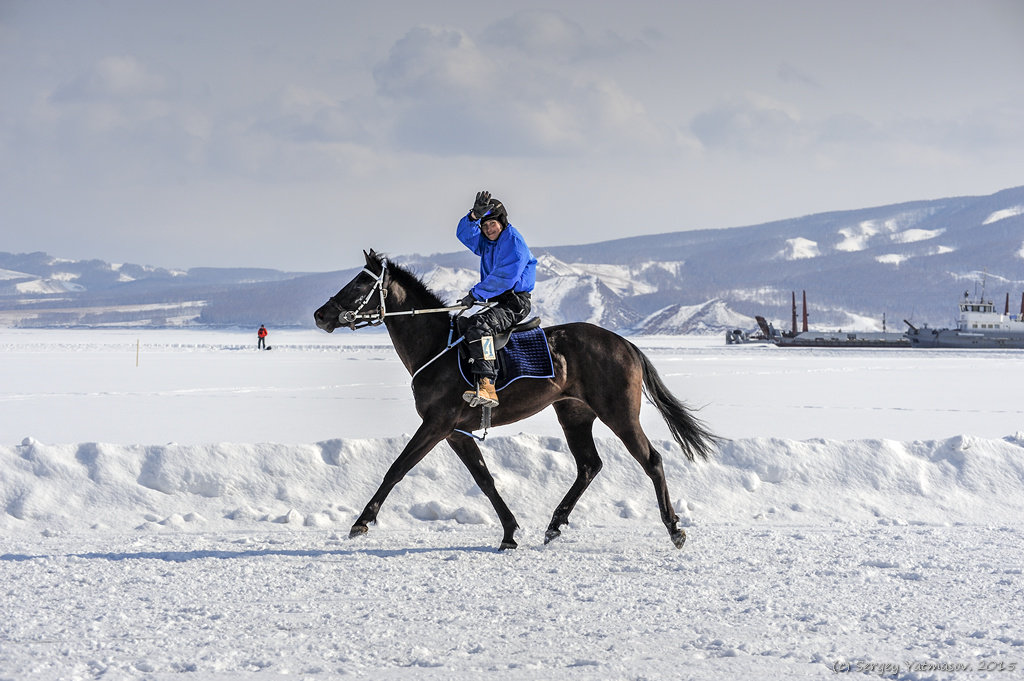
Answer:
[2,328,1023,680]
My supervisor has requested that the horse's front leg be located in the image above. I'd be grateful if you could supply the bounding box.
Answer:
[350,420,450,538]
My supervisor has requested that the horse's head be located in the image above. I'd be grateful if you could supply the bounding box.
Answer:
[314,250,388,333]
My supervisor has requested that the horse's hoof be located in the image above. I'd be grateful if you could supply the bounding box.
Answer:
[671,528,686,549]
[499,538,518,550]
[349,524,368,538]
[543,528,560,544]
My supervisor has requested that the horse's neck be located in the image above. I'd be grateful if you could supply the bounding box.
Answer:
[382,284,451,375]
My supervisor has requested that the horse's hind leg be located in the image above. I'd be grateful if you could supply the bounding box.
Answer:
[604,415,686,548]
[546,401,603,544]
[446,433,520,550]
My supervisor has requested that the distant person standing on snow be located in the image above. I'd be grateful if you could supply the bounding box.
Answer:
[257,324,268,350]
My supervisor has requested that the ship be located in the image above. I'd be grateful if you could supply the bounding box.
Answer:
[749,291,910,348]
[904,290,1024,349]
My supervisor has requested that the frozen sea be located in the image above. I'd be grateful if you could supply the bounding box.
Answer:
[1,328,1023,680]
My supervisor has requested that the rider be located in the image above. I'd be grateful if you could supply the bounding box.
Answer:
[457,190,537,408]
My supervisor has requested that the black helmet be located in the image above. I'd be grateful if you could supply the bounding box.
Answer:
[478,199,507,228]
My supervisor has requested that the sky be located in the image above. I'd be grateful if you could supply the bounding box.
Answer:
[2,0,1023,272]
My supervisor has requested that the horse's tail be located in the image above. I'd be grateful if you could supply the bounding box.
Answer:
[629,342,720,462]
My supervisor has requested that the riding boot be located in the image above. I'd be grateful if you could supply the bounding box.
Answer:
[463,377,499,408]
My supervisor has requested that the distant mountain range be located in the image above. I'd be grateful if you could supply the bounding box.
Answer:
[3,185,1023,334]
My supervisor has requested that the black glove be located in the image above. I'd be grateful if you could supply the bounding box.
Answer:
[472,190,491,219]
[458,292,478,309]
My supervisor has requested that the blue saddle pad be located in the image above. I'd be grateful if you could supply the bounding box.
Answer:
[458,326,555,390]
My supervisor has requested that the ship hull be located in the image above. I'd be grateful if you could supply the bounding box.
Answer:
[905,328,1024,349]
[774,332,910,348]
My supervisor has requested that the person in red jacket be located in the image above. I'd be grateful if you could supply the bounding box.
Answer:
[257,324,268,350]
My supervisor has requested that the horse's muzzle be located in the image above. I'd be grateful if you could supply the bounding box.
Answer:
[313,305,338,333]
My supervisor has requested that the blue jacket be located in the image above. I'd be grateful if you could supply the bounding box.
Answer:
[457,213,537,300]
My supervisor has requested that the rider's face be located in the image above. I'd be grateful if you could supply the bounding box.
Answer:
[481,219,503,241]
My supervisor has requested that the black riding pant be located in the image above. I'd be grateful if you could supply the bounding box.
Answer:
[464,290,532,380]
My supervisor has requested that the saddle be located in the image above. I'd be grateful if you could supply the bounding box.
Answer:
[455,315,542,353]
[454,317,553,390]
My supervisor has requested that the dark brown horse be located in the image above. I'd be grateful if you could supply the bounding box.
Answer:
[314,250,719,549]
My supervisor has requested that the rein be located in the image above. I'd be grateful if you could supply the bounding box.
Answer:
[411,325,465,381]
[336,261,494,378]
[335,263,479,329]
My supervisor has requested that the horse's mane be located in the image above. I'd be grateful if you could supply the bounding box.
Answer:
[372,251,448,309]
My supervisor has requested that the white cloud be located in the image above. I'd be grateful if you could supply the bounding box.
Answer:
[480,10,589,61]
[896,103,1024,154]
[816,113,885,146]
[690,94,807,154]
[480,9,646,63]
[691,94,1024,163]
[16,54,212,186]
[371,21,663,157]
[254,86,367,145]
[777,62,822,90]
[373,26,495,102]
[52,55,171,102]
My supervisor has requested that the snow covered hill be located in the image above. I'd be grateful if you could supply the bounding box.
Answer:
[2,185,1023,333]
[630,299,754,335]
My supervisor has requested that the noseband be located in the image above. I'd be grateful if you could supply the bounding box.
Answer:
[333,264,389,329]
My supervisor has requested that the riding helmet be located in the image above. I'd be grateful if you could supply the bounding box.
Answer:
[478,199,508,228]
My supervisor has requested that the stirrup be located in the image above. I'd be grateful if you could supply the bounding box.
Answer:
[454,404,492,442]
[462,391,499,408]
[463,381,498,408]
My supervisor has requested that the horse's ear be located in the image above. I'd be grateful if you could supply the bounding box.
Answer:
[364,249,373,264]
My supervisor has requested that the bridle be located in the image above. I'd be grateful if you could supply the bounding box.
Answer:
[332,264,389,330]
[331,260,491,330]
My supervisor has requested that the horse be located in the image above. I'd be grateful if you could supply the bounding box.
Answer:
[313,250,719,550]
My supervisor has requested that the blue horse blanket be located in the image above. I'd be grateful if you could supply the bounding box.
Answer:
[458,326,555,390]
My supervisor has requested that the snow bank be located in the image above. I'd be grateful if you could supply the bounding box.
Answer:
[4,433,1024,535]
[777,237,820,260]
[983,205,1024,225]
[835,221,879,252]
[876,253,910,266]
